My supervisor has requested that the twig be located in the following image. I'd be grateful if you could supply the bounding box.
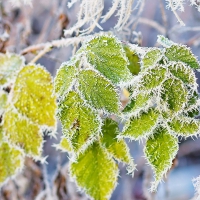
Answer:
[21,36,85,62]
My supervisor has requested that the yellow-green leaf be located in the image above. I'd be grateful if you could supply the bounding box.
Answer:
[144,127,178,191]
[13,65,56,127]
[78,69,120,113]
[0,142,24,185]
[3,108,43,158]
[70,142,119,200]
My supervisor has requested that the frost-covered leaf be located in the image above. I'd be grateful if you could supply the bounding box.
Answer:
[3,108,43,158]
[57,137,73,152]
[144,126,178,191]
[58,91,100,152]
[79,69,120,113]
[122,109,159,139]
[101,118,134,169]
[54,63,78,97]
[13,65,56,127]
[157,35,174,48]
[123,93,151,114]
[0,91,8,114]
[142,49,162,69]
[123,44,140,75]
[165,45,199,69]
[168,116,200,137]
[168,63,196,84]
[85,35,132,84]
[70,142,118,200]
[0,142,24,185]
[161,78,187,112]
[139,65,166,90]
[0,53,24,86]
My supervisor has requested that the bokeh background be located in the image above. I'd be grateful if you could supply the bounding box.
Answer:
[1,0,200,199]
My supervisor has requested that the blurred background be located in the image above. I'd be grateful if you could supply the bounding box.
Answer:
[1,0,200,199]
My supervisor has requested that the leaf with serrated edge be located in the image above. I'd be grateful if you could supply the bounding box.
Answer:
[165,44,199,69]
[142,48,162,69]
[168,62,196,84]
[123,44,140,75]
[139,65,166,90]
[79,69,120,113]
[144,126,178,191]
[85,35,132,84]
[122,109,159,140]
[70,142,119,200]
[54,62,78,97]
[3,107,43,158]
[168,116,200,137]
[13,65,56,128]
[101,118,135,173]
[123,93,151,114]
[0,53,24,86]
[57,91,101,152]
[0,142,24,186]
[161,78,187,113]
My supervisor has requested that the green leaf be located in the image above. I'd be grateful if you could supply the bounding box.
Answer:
[157,35,174,48]
[139,65,166,90]
[0,53,24,86]
[142,48,162,69]
[57,91,101,152]
[78,70,120,113]
[3,108,43,158]
[85,35,132,84]
[165,45,199,69]
[161,78,187,112]
[13,65,57,128]
[144,126,178,191]
[70,142,119,200]
[101,119,134,172]
[123,44,141,75]
[54,62,78,97]
[0,91,8,114]
[168,62,196,84]
[123,93,151,114]
[0,126,3,141]
[122,109,159,139]
[0,142,24,185]
[168,116,200,137]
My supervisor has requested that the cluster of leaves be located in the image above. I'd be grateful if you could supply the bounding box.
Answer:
[55,34,200,199]
[0,53,56,186]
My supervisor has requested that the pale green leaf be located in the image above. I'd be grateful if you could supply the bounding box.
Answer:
[70,142,119,200]
[85,35,132,84]
[3,108,43,158]
[0,142,24,185]
[144,126,178,191]
[0,53,24,86]
[13,65,57,127]
[168,116,200,136]
[168,63,196,84]
[0,126,3,141]
[54,63,78,97]
[78,70,120,113]
[161,78,187,112]
[139,65,166,90]
[123,44,140,75]
[0,91,8,114]
[165,45,199,69]
[142,49,162,69]
[101,119,134,168]
[58,91,101,152]
[122,109,159,139]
